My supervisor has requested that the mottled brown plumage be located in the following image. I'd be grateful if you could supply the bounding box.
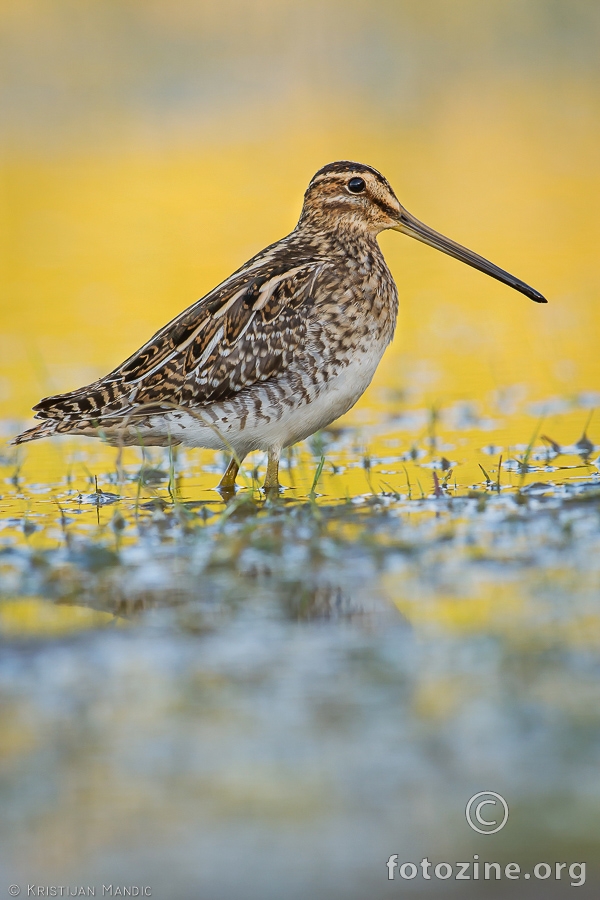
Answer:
[14,161,546,492]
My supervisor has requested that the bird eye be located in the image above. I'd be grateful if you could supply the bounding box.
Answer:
[347,177,366,194]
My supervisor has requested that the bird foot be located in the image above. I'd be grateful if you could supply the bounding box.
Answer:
[215,483,237,502]
[262,479,282,500]
[217,457,241,498]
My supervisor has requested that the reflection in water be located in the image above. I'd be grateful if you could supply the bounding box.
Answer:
[0,403,599,894]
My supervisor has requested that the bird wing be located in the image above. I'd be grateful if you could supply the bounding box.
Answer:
[32,252,328,426]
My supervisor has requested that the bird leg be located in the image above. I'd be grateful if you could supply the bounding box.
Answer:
[217,456,241,495]
[263,445,282,496]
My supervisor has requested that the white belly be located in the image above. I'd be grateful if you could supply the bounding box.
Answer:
[143,344,386,455]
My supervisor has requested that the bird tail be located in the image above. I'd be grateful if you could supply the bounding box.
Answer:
[12,420,61,445]
[12,381,114,446]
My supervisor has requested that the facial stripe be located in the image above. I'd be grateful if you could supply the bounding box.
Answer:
[370,195,400,220]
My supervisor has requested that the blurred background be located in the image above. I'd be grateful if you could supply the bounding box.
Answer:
[1,0,599,419]
[1,2,600,898]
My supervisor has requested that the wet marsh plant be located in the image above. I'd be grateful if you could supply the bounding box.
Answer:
[1,399,598,635]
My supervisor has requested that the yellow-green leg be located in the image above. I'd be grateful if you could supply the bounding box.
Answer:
[217,456,242,495]
[263,445,282,496]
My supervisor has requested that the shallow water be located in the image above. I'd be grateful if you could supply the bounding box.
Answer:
[1,396,599,897]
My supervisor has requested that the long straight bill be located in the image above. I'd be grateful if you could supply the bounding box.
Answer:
[394,210,546,303]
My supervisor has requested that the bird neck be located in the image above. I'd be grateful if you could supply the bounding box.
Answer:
[295,218,382,259]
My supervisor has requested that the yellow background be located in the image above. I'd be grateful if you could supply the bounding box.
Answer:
[1,1,599,429]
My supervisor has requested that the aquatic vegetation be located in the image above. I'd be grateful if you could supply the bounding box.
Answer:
[2,398,598,628]
[0,397,599,891]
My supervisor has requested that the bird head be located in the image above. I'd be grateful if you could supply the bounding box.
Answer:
[300,160,546,303]
[300,160,402,235]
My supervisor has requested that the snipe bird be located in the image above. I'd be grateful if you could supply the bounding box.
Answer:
[14,161,546,493]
